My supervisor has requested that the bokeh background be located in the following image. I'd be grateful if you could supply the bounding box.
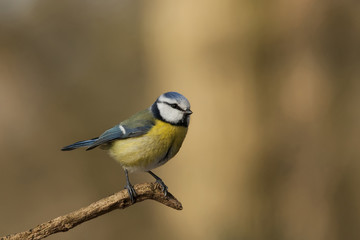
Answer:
[1,1,359,240]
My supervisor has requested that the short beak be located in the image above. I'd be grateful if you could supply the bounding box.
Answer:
[185,109,193,115]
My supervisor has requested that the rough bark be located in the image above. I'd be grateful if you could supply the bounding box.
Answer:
[1,183,182,240]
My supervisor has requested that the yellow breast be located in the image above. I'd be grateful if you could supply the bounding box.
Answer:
[108,120,188,172]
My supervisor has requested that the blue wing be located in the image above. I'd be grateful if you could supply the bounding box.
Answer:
[62,109,155,151]
[85,123,153,150]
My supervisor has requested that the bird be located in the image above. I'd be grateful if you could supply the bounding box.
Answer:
[61,92,192,203]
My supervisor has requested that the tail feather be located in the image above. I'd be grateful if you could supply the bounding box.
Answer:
[61,138,98,151]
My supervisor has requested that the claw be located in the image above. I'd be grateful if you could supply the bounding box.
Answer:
[147,171,169,197]
[125,183,137,203]
[156,179,168,196]
[124,169,136,203]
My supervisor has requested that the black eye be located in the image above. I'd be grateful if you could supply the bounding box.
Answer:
[168,103,184,111]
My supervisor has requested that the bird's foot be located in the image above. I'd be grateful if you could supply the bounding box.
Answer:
[125,183,137,203]
[155,179,168,197]
[147,171,169,197]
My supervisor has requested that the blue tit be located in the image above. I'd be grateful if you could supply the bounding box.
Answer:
[62,92,192,202]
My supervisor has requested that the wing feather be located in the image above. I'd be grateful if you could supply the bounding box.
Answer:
[86,109,154,150]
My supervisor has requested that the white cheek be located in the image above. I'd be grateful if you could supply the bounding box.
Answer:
[158,104,183,123]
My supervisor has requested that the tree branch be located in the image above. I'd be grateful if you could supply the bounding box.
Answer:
[1,183,182,240]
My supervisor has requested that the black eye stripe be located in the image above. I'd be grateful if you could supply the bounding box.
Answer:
[158,101,184,111]
[169,103,183,111]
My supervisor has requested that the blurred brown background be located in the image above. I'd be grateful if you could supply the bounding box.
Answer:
[1,1,359,240]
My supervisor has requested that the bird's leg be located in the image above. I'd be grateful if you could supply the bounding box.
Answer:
[124,169,136,203]
[147,171,168,196]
